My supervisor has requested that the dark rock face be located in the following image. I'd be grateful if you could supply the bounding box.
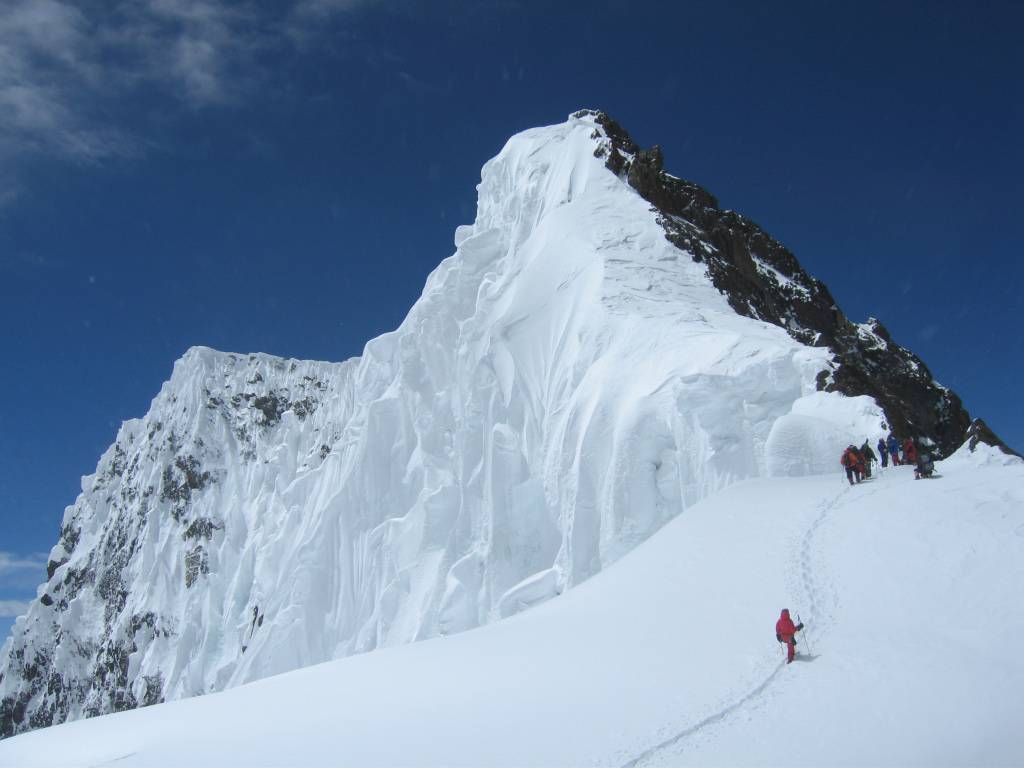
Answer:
[578,109,1002,457]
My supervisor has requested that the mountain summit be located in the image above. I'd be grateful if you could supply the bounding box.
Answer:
[0,110,1011,738]
[577,109,1007,457]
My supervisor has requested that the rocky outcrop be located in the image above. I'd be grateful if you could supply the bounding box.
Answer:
[578,109,987,457]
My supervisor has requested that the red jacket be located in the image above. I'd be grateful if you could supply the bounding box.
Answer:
[903,439,918,462]
[776,609,797,640]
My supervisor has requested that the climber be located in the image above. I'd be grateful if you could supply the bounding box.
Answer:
[853,445,866,480]
[914,452,935,479]
[903,437,919,465]
[860,440,877,478]
[887,434,901,465]
[841,445,861,485]
[877,437,889,467]
[776,609,804,663]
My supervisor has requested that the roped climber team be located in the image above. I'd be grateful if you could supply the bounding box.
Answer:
[841,433,935,483]
[887,434,901,465]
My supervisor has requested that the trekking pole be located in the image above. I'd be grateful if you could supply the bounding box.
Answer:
[797,613,812,654]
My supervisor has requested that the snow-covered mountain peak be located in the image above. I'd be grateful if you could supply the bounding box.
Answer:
[421,110,660,328]
[0,111,1008,740]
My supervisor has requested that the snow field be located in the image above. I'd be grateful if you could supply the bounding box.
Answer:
[3,451,1020,767]
[646,453,1024,766]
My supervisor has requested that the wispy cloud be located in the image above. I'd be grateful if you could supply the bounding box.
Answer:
[0,600,30,618]
[111,0,272,107]
[0,0,134,165]
[0,553,49,599]
[0,552,48,576]
[0,0,381,203]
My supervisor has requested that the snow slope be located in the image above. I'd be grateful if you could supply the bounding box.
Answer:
[2,111,893,733]
[3,451,1021,767]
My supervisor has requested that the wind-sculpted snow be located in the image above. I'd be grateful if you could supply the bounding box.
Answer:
[1,113,888,736]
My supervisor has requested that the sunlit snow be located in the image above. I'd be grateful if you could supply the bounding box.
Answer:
[2,450,1020,766]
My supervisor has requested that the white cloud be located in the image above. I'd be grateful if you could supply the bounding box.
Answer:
[2,0,95,70]
[117,0,269,106]
[0,1,134,167]
[0,552,48,576]
[0,600,29,618]
[0,0,380,200]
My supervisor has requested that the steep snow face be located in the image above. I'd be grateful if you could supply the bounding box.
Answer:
[0,113,884,735]
[0,351,356,731]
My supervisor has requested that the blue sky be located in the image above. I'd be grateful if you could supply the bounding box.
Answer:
[1,0,1021,641]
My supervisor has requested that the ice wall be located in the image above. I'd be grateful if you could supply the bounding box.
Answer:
[765,392,888,476]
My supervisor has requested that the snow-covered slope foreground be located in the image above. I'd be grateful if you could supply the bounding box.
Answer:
[2,450,1020,767]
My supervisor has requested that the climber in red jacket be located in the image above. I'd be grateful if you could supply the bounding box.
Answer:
[775,608,804,663]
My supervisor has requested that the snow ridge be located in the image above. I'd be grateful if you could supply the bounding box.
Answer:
[2,112,886,736]
[586,109,984,457]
